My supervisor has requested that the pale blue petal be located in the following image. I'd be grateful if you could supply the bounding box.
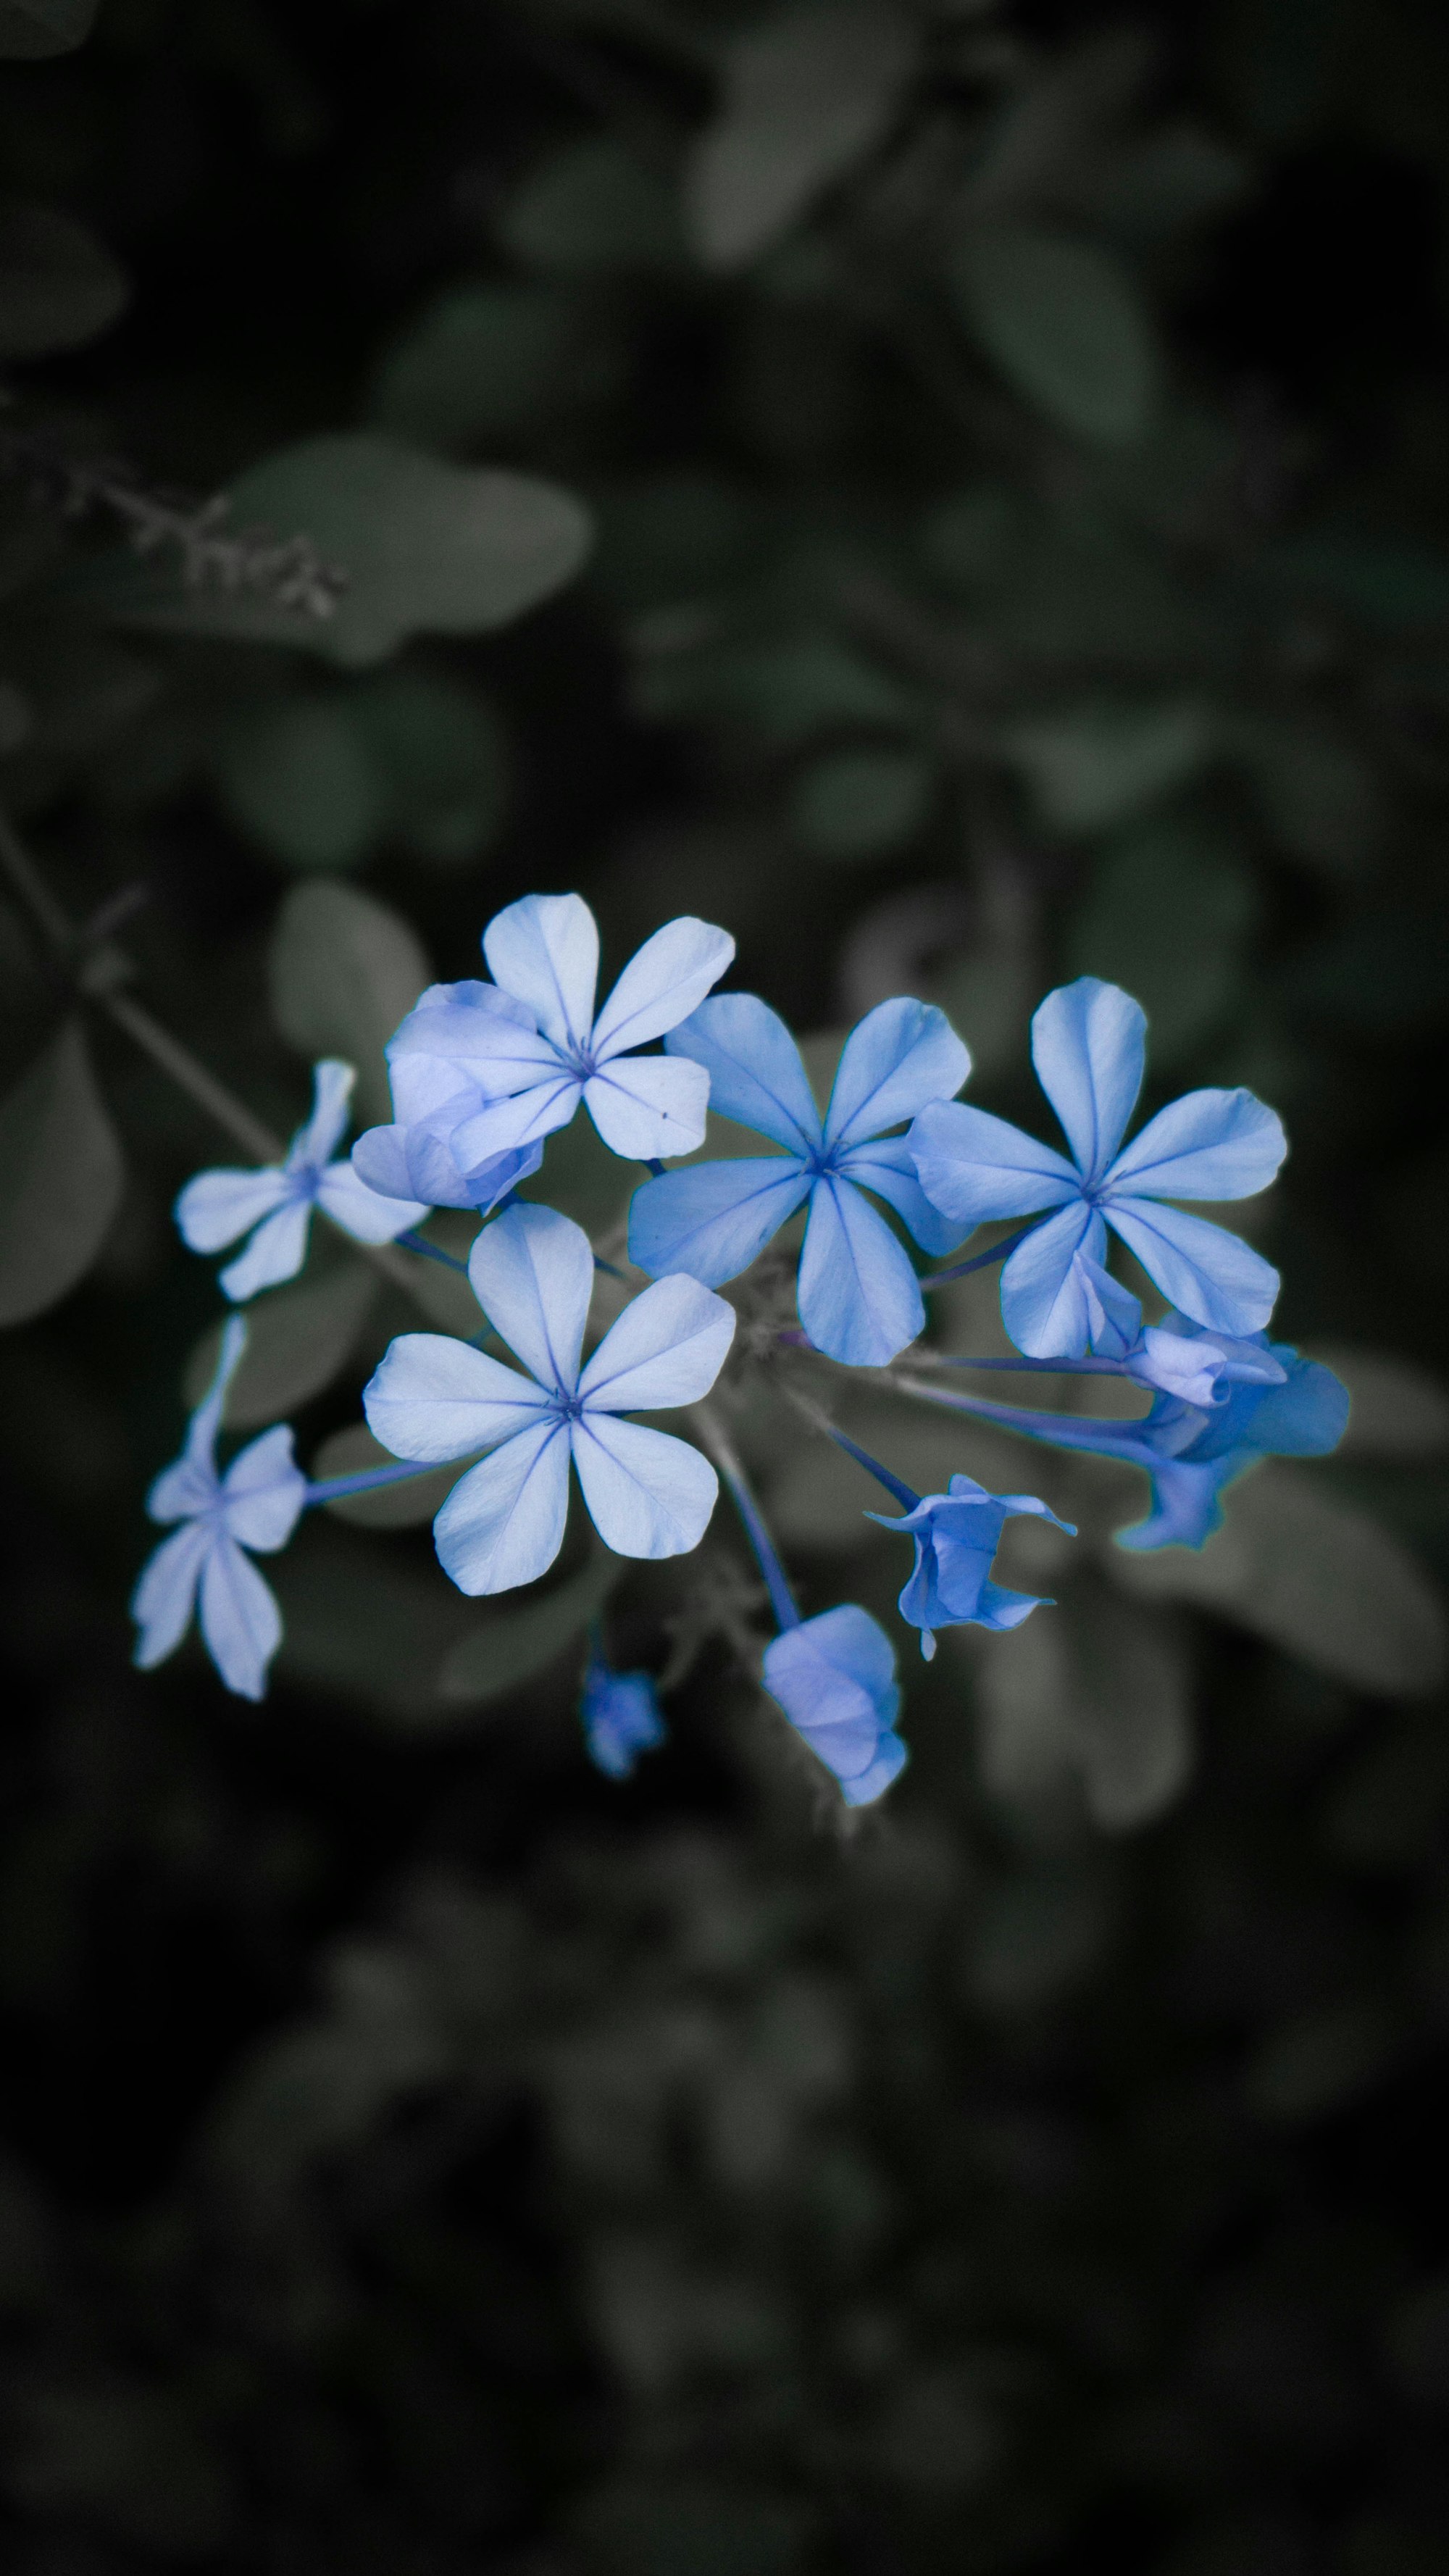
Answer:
[1104,1199,1280,1337]
[198,1536,283,1699]
[761,1604,901,1785]
[999,1202,1108,1356]
[220,1426,308,1552]
[386,980,558,1090]
[663,993,821,1152]
[352,1121,539,1213]
[219,1200,313,1303]
[972,1580,1049,1631]
[628,1156,811,1286]
[1235,1354,1349,1458]
[577,1275,735,1412]
[582,1055,710,1160]
[291,1059,355,1173]
[364,1332,550,1461]
[572,1414,718,1558]
[149,1314,248,1519]
[797,1177,924,1367]
[590,916,736,1058]
[1030,978,1145,1183]
[467,1201,595,1395]
[482,892,599,1052]
[833,1135,966,1256]
[314,1160,428,1243]
[1074,1253,1143,1357]
[839,1735,909,1805]
[448,1073,582,1163]
[432,1418,571,1594]
[908,1099,1079,1227]
[1104,1087,1287,1202]
[1115,1459,1235,1552]
[132,1522,211,1668]
[175,1164,291,1254]
[824,997,972,1150]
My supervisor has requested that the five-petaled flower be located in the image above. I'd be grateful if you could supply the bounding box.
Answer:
[177,1059,427,1300]
[579,1654,667,1779]
[351,893,735,1199]
[867,1474,1074,1660]
[363,1203,735,1596]
[629,993,970,1365]
[909,978,1286,1358]
[131,1317,306,1700]
[761,1604,908,1805]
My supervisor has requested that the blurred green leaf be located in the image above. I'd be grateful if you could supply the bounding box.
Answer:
[503,137,688,274]
[1229,715,1383,873]
[0,201,128,358]
[1068,814,1258,1062]
[1005,699,1212,832]
[685,1,918,270]
[216,695,385,872]
[970,1585,1193,1831]
[7,2378,236,2557]
[272,1523,477,1724]
[635,632,914,741]
[361,668,510,867]
[370,283,619,449]
[789,746,933,860]
[1308,1349,1449,1461]
[951,226,1161,447]
[185,1265,377,1427]
[965,1862,1115,2015]
[438,1551,622,1705]
[268,880,430,1123]
[0,1023,123,1327]
[0,0,97,58]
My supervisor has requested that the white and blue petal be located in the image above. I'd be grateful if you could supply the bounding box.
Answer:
[796,1175,924,1367]
[1104,1086,1287,1203]
[132,1521,212,1669]
[432,1417,571,1595]
[149,1314,249,1519]
[198,1534,284,1700]
[823,997,971,1152]
[1030,979,1145,1184]
[467,1203,595,1395]
[664,994,821,1153]
[908,1099,1079,1227]
[629,1156,812,1287]
[219,1425,308,1553]
[219,1199,313,1303]
[386,980,557,1096]
[832,1135,965,1256]
[590,915,735,1059]
[447,1073,583,1164]
[1103,1198,1280,1338]
[582,1054,711,1161]
[364,1332,551,1462]
[482,893,599,1054]
[761,1604,903,1792]
[314,1159,428,1243]
[578,1274,735,1413]
[291,1059,356,1172]
[175,1164,292,1254]
[570,1414,718,1559]
[998,1201,1109,1356]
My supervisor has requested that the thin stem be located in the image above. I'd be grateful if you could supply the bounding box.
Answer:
[780,1378,919,1511]
[305,1457,449,1506]
[689,1404,800,1631]
[904,1351,1129,1377]
[890,1374,1153,1467]
[104,991,283,1160]
[396,1228,469,1275]
[641,1157,664,1179]
[919,1220,1038,1291]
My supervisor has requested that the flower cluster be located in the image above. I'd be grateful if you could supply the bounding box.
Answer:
[138,889,1345,1812]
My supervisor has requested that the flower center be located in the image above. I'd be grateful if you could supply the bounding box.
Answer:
[553,1391,587,1423]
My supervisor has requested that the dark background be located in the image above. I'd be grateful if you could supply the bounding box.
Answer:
[1,1,1449,2571]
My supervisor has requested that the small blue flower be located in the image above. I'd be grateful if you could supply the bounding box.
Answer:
[909,978,1286,1357]
[132,1317,306,1700]
[867,1475,1074,1660]
[1070,1255,1291,1406]
[580,1655,666,1779]
[761,1604,908,1805]
[176,1059,427,1301]
[352,893,735,1191]
[363,1203,735,1597]
[629,993,971,1365]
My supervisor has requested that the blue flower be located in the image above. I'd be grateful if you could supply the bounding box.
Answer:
[628,993,971,1365]
[363,1202,735,1596]
[177,1059,427,1301]
[351,893,735,1194]
[132,1317,306,1700]
[867,1475,1074,1660]
[579,1655,666,1779]
[1064,1254,1291,1407]
[761,1604,908,1805]
[909,978,1286,1357]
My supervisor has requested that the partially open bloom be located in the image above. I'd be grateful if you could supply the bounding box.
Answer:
[363,1203,735,1596]
[177,1059,426,1300]
[132,1317,306,1699]
[761,1604,908,1804]
[579,1654,666,1779]
[630,993,970,1364]
[352,893,735,1199]
[910,978,1285,1357]
[867,1474,1074,1659]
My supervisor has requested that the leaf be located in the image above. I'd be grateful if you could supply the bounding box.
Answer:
[184,1266,377,1427]
[969,1585,1193,1832]
[0,1024,124,1328]
[0,201,128,359]
[310,1422,469,1530]
[1305,1349,1449,1460]
[99,433,593,665]
[0,0,98,59]
[438,1552,623,1705]
[965,1862,1115,2015]
[272,1524,480,1725]
[502,138,688,275]
[1244,1998,1403,2125]
[951,226,1161,446]
[216,696,386,873]
[359,670,510,867]
[370,284,615,451]
[685,2,919,271]
[1004,699,1211,832]
[1110,1464,1449,1698]
[1068,814,1258,1062]
[267,880,430,1124]
[789,747,934,861]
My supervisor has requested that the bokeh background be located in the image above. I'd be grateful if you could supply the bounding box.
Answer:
[1,1,1449,2570]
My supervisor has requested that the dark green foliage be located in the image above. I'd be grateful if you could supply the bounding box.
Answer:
[0,1,1448,2569]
